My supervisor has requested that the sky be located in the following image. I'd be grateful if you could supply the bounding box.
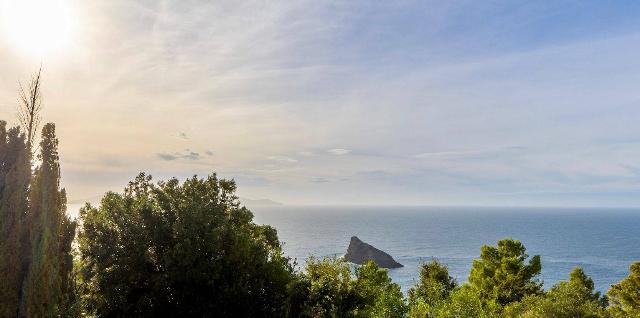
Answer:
[2,1,640,207]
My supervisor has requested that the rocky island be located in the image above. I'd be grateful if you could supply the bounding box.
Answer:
[344,236,403,269]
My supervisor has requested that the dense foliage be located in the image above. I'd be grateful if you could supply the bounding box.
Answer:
[77,173,294,317]
[287,257,406,318]
[503,267,608,317]
[608,262,640,317]
[408,259,457,307]
[469,238,543,306]
[0,122,76,317]
[0,121,31,318]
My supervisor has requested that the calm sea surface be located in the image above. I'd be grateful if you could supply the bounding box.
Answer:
[251,206,640,293]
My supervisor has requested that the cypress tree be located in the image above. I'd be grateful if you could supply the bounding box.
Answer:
[0,73,75,317]
[21,123,76,317]
[0,122,31,317]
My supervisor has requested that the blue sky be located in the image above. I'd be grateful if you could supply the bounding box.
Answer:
[2,1,640,207]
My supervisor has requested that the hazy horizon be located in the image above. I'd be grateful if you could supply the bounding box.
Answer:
[3,1,640,207]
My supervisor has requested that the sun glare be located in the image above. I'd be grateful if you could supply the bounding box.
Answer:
[1,0,74,57]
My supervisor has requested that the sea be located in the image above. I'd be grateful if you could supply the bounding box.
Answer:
[251,206,640,293]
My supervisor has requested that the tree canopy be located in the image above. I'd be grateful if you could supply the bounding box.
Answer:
[77,173,293,317]
[0,122,75,317]
[287,257,406,318]
[503,267,608,318]
[469,238,543,306]
[0,121,31,318]
[408,259,457,307]
[608,262,640,317]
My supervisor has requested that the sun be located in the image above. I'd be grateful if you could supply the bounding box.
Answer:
[1,0,74,57]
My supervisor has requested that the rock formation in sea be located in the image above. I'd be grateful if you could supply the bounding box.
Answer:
[344,236,403,269]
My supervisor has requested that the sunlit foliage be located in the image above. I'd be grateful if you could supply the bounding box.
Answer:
[469,238,543,306]
[608,262,640,317]
[77,173,293,317]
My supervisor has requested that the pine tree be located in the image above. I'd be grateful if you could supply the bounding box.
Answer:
[21,123,76,317]
[0,122,31,318]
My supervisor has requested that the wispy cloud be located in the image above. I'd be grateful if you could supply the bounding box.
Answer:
[311,177,329,183]
[267,155,298,163]
[157,150,201,161]
[3,1,640,206]
[328,148,351,155]
[414,150,483,159]
[157,153,179,161]
[414,146,525,160]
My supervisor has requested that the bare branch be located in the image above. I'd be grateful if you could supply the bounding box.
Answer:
[17,67,43,149]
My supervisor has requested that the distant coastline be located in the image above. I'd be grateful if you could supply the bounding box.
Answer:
[241,197,284,207]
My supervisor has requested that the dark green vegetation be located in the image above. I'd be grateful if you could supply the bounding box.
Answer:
[0,121,76,317]
[77,173,293,317]
[1,76,640,318]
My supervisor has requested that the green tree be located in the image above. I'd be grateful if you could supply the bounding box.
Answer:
[568,267,604,304]
[468,238,542,306]
[288,257,406,318]
[21,123,77,317]
[78,173,293,317]
[430,285,499,318]
[287,257,360,317]
[0,122,31,317]
[353,261,407,318]
[608,262,640,317]
[504,267,608,318]
[408,259,457,307]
